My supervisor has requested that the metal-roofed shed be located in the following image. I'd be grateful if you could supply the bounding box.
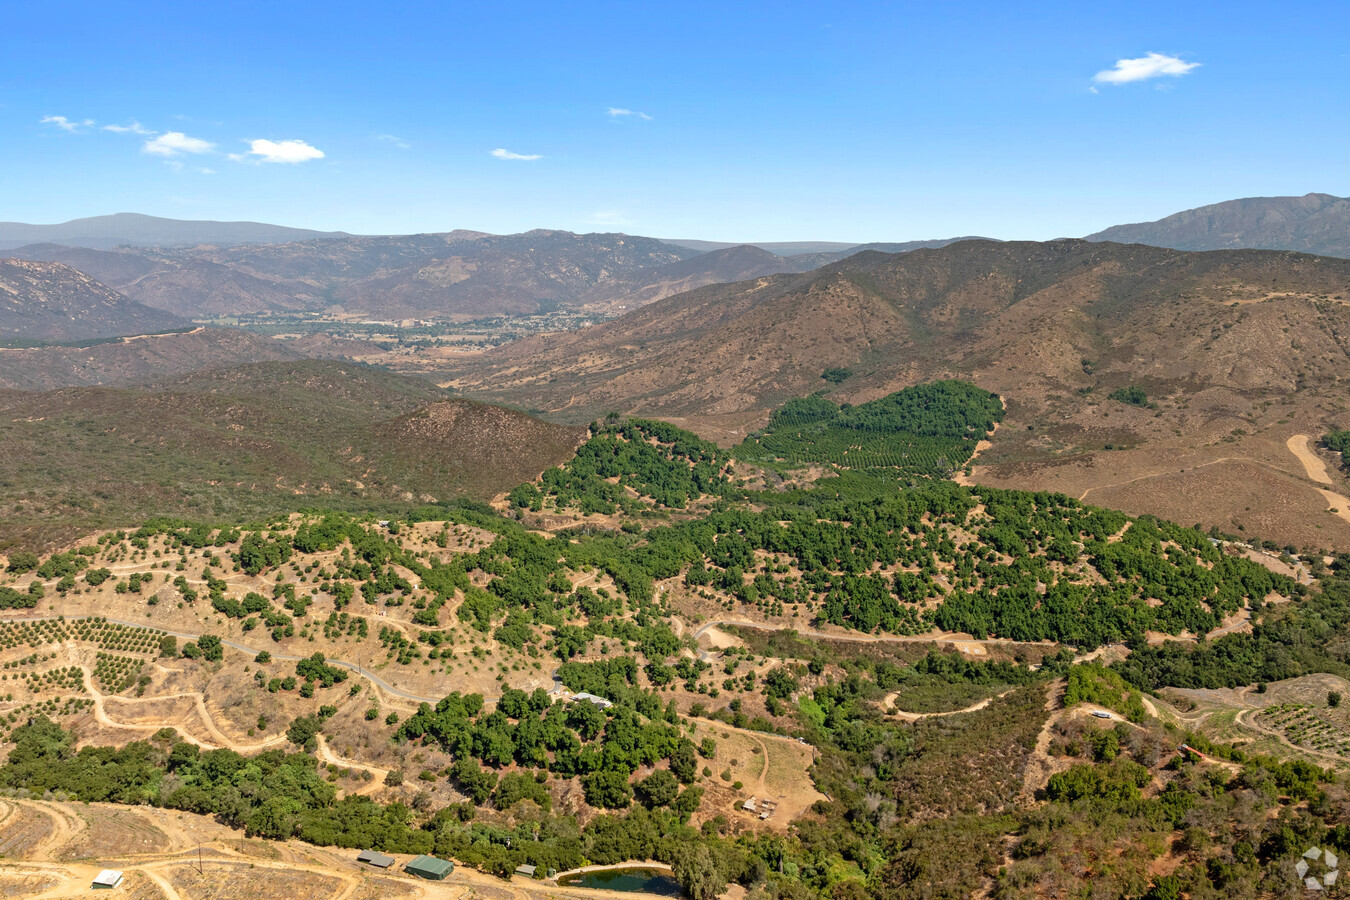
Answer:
[358,849,395,868]
[405,855,455,880]
[92,870,124,889]
[516,864,538,878]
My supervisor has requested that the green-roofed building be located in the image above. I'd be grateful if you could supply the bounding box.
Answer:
[405,855,455,881]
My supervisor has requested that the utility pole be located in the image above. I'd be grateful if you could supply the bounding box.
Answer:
[198,843,203,875]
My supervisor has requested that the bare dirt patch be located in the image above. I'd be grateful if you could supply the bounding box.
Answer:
[57,806,172,860]
[0,871,63,897]
[0,802,55,859]
[164,861,350,900]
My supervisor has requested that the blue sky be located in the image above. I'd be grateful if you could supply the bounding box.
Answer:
[2,0,1346,241]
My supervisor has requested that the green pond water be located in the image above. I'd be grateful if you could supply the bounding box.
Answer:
[558,867,683,895]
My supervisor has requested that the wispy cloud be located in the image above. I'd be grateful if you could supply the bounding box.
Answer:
[232,138,326,164]
[40,115,95,132]
[491,148,542,160]
[1093,52,1200,85]
[607,107,652,121]
[103,121,155,135]
[143,131,216,157]
[375,133,410,149]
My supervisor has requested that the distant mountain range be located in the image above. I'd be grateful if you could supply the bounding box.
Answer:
[2,229,994,320]
[1087,192,1350,257]
[0,213,349,251]
[2,194,1347,321]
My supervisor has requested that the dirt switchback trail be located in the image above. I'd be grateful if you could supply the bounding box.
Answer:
[885,688,1017,721]
[315,735,389,796]
[82,666,287,754]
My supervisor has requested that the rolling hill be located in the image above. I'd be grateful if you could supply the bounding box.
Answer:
[0,326,301,390]
[1087,193,1350,257]
[0,360,585,548]
[0,213,348,250]
[439,238,1350,550]
[0,258,185,341]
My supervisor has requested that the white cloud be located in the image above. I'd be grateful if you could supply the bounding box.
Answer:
[607,107,652,120]
[491,148,542,160]
[1094,52,1200,84]
[144,131,216,157]
[375,133,410,149]
[103,121,155,135]
[41,115,95,132]
[239,138,325,164]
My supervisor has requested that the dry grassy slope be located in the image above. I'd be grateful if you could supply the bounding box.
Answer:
[577,244,808,312]
[442,238,1350,549]
[372,399,587,496]
[0,361,584,549]
[0,258,184,341]
[0,327,300,390]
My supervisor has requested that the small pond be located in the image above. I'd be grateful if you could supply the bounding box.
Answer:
[558,866,684,896]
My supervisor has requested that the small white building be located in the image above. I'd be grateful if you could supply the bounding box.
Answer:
[570,691,614,709]
[93,870,124,889]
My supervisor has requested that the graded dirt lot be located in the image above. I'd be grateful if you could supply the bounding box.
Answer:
[686,718,824,831]
[0,799,691,900]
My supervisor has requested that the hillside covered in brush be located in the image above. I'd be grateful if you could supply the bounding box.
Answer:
[0,258,185,341]
[0,326,301,390]
[0,360,583,549]
[440,238,1350,551]
[0,389,1347,899]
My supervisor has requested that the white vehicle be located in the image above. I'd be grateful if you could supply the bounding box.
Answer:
[1091,710,1112,719]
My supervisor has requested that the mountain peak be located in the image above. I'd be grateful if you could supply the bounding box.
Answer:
[1087,193,1350,257]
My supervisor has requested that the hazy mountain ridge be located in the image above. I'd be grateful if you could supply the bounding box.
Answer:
[0,212,349,250]
[0,258,185,341]
[1088,192,1350,257]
